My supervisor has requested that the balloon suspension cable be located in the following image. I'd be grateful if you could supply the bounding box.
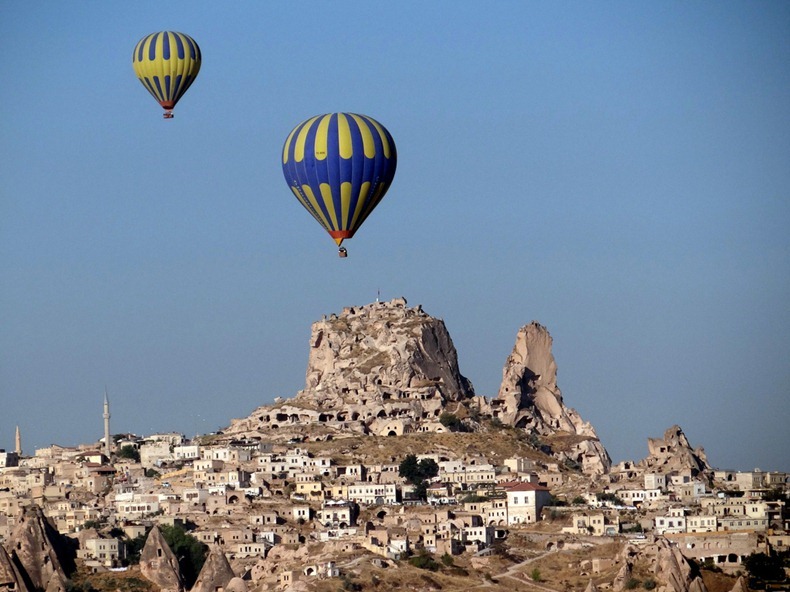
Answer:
[338,247,348,258]
[163,110,174,119]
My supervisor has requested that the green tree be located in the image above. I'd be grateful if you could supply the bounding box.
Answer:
[399,455,439,501]
[743,552,786,584]
[531,568,541,582]
[118,445,140,463]
[160,524,208,588]
[123,533,148,566]
[409,551,440,571]
[439,412,466,432]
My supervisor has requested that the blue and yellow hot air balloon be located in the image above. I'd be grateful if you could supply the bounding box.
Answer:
[132,31,201,119]
[282,113,397,257]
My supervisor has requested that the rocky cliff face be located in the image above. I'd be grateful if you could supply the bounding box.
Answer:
[227,300,611,475]
[487,322,611,475]
[227,298,474,438]
[0,544,29,592]
[304,298,474,402]
[641,425,711,477]
[140,525,182,592]
[191,546,236,592]
[6,505,69,592]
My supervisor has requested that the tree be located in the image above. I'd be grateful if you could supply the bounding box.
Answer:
[117,445,140,463]
[398,455,439,483]
[439,412,466,432]
[160,524,208,588]
[399,455,440,502]
[743,552,786,584]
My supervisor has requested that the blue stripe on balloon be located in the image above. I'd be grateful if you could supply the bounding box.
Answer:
[148,32,159,61]
[185,35,197,60]
[136,37,145,62]
[172,75,183,101]
[153,77,164,101]
[174,33,185,59]
[164,75,171,99]
[162,32,171,60]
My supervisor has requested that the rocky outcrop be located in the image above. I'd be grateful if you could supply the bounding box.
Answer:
[6,505,68,592]
[227,298,474,439]
[0,544,29,592]
[641,425,711,478]
[728,577,748,592]
[487,322,611,474]
[191,546,235,592]
[140,525,181,592]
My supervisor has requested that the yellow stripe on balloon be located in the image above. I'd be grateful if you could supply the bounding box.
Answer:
[314,114,331,161]
[300,185,333,230]
[282,125,299,164]
[320,183,339,229]
[337,113,353,159]
[368,117,392,159]
[340,182,352,228]
[350,114,375,158]
[349,181,371,230]
[295,116,320,163]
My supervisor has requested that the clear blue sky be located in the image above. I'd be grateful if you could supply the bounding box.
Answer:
[2,2,788,472]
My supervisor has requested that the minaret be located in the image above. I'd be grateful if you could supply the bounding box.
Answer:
[103,390,111,459]
[14,426,21,456]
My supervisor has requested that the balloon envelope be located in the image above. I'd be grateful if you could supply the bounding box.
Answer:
[282,113,397,246]
[132,31,201,115]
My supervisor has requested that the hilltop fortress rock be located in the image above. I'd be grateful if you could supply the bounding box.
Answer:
[486,322,611,475]
[228,298,474,438]
[227,299,611,474]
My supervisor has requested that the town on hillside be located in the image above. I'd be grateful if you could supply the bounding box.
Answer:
[2,301,787,591]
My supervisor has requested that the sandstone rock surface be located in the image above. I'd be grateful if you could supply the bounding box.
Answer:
[641,425,711,477]
[6,505,68,592]
[0,544,29,592]
[191,546,236,592]
[227,298,474,439]
[488,322,611,474]
[140,525,182,592]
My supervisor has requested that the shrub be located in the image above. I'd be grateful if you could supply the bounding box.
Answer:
[643,579,656,590]
[625,578,640,589]
[409,552,440,571]
[441,553,454,567]
[531,568,541,582]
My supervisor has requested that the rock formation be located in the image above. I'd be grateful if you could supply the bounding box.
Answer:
[227,300,612,474]
[140,525,181,592]
[487,322,611,474]
[0,544,29,592]
[640,425,711,478]
[6,505,68,592]
[191,546,236,592]
[227,298,474,439]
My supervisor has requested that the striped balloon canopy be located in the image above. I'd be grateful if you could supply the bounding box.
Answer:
[282,113,397,248]
[132,31,201,118]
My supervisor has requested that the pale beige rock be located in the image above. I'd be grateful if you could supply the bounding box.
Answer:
[728,576,748,592]
[491,322,611,474]
[687,576,708,592]
[584,580,599,592]
[191,545,236,592]
[0,544,29,592]
[226,299,474,439]
[612,561,633,591]
[140,525,182,592]
[642,425,711,477]
[6,505,67,592]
